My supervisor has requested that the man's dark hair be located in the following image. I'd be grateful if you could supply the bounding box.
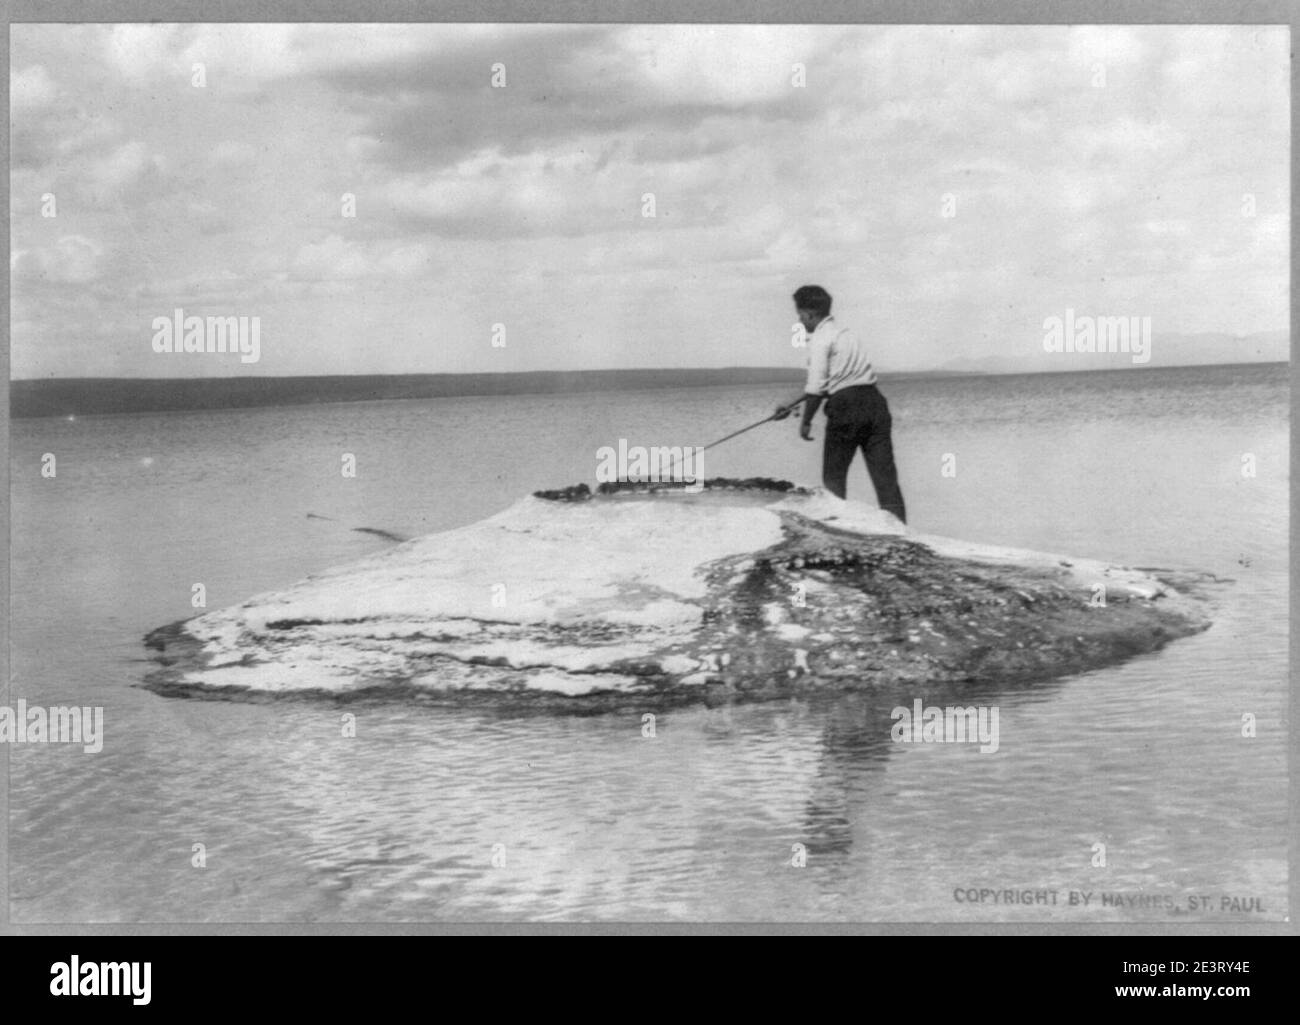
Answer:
[792,284,832,317]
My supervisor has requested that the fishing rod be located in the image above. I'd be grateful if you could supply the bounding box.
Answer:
[659,395,807,480]
[308,398,811,528]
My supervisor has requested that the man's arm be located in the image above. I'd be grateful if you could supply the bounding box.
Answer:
[776,326,831,422]
[799,393,824,440]
[795,329,831,437]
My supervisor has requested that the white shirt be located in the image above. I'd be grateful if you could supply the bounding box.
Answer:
[803,315,878,395]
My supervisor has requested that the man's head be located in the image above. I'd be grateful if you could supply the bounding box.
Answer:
[792,284,832,333]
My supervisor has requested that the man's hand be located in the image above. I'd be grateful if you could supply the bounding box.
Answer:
[772,404,793,421]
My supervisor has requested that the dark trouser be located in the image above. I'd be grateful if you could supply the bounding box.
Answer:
[821,384,907,523]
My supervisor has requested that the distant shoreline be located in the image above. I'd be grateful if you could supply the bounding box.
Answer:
[8,362,1288,419]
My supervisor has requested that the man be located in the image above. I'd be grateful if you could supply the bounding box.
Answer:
[774,284,907,523]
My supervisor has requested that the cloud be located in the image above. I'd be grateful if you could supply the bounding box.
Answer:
[376,147,618,238]
[323,25,826,175]
[1065,25,1148,67]
[105,24,300,87]
[609,25,835,106]
[11,101,122,170]
[290,234,431,281]
[11,64,57,108]
[75,141,167,207]
[101,23,581,89]
[104,24,188,80]
[11,235,106,283]
[211,140,259,165]
[128,268,251,305]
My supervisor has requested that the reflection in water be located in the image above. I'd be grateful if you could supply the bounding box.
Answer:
[799,672,1075,888]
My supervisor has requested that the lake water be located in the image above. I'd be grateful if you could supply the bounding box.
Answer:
[6,363,1289,922]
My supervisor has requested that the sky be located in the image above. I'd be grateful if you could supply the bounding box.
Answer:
[8,23,1290,379]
